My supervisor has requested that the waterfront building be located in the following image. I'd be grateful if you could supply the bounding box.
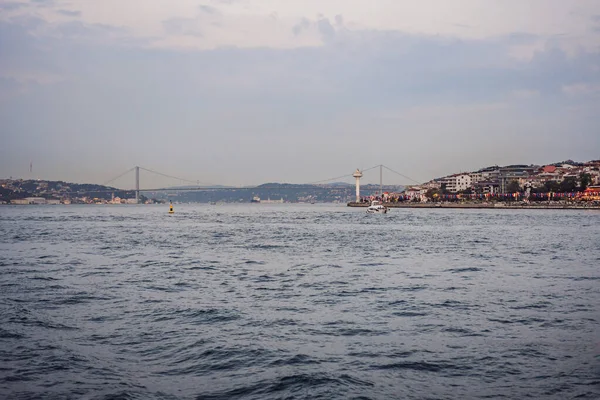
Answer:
[422,180,441,190]
[441,174,472,192]
[25,197,47,204]
[469,172,486,184]
[498,166,537,192]
[405,186,427,201]
[473,181,500,195]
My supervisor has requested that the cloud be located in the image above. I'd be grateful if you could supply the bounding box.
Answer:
[292,17,310,36]
[198,4,218,14]
[56,9,82,17]
[4,0,597,53]
[162,17,203,36]
[317,17,335,42]
[1,4,600,184]
[160,5,226,40]
[50,20,130,44]
[29,0,55,7]
[3,14,599,103]
[291,15,341,43]
[0,2,28,11]
[507,32,538,44]
[562,83,600,96]
[0,17,63,83]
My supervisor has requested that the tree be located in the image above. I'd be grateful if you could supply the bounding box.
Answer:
[559,176,577,193]
[543,180,560,193]
[425,188,441,201]
[506,180,521,193]
[580,173,592,191]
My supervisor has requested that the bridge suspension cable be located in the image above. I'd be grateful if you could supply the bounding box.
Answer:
[103,167,136,187]
[302,165,381,185]
[138,166,215,187]
[382,165,422,185]
[96,164,419,192]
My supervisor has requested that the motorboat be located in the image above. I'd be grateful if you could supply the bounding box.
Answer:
[366,200,388,214]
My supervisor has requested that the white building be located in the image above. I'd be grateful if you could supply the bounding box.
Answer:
[422,180,441,190]
[468,171,496,184]
[25,197,47,204]
[441,174,472,192]
[469,172,485,184]
[404,186,428,201]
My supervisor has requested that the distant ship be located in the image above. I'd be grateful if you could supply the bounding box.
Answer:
[251,196,284,204]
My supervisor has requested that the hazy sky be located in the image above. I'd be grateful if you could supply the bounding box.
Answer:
[1,0,599,188]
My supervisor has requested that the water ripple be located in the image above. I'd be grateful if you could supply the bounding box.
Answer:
[1,204,599,399]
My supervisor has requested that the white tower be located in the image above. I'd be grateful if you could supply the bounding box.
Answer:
[353,169,363,203]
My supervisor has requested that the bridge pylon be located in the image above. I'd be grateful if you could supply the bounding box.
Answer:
[135,166,140,204]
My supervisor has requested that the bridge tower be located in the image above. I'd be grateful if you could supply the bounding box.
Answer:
[353,169,363,203]
[135,166,140,204]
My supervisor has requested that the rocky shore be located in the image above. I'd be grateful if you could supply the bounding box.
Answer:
[347,202,600,210]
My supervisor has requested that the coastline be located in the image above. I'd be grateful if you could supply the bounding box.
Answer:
[347,202,600,210]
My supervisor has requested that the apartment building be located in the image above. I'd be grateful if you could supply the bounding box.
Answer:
[441,174,472,192]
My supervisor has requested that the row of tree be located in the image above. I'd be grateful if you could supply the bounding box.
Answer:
[504,173,592,194]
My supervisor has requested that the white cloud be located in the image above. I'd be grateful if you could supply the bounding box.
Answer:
[562,83,600,96]
[2,0,599,51]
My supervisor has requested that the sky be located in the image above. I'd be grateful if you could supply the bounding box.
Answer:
[1,0,599,188]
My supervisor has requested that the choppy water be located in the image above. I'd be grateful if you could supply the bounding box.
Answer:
[1,204,599,399]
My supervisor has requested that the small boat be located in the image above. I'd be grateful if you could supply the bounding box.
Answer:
[366,200,388,214]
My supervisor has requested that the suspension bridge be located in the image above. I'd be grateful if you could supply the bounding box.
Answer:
[100,165,423,203]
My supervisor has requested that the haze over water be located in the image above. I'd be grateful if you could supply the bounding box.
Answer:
[1,204,599,399]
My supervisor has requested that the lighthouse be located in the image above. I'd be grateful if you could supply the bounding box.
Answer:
[353,169,363,203]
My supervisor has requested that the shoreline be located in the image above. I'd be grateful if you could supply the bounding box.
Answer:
[347,202,600,210]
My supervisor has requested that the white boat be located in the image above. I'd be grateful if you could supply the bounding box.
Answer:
[366,200,388,214]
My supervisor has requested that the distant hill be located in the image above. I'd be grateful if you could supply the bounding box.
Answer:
[143,182,404,203]
[326,182,354,187]
[163,184,232,189]
[0,179,136,202]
